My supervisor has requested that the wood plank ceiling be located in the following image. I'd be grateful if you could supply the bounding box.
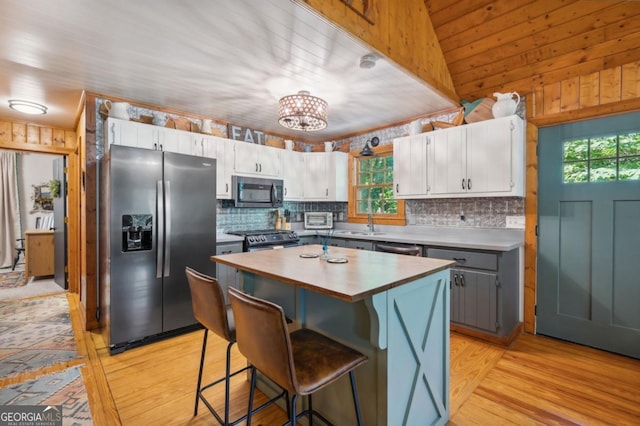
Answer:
[426,0,640,102]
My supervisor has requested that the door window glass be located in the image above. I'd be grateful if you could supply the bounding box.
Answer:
[563,132,640,183]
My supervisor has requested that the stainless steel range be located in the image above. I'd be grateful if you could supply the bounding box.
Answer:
[227,229,299,251]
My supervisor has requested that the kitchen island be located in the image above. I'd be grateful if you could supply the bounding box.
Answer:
[211,245,455,426]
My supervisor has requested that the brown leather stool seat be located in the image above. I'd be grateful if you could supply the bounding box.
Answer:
[229,287,368,426]
[185,267,285,425]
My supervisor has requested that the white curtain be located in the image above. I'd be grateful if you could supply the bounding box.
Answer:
[0,151,21,268]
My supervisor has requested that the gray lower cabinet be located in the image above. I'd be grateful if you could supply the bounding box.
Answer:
[427,247,519,338]
[298,235,321,246]
[326,237,346,247]
[345,239,374,250]
[216,241,243,302]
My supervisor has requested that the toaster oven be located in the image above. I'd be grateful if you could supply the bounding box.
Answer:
[304,212,333,230]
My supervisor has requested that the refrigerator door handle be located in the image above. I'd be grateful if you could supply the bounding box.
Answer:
[164,180,171,277]
[156,180,164,279]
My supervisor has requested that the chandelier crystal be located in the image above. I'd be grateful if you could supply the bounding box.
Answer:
[278,91,327,131]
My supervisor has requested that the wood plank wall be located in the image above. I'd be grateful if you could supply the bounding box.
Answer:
[531,60,640,124]
[300,0,458,102]
[0,119,77,153]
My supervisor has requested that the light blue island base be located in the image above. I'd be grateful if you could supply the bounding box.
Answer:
[242,269,450,426]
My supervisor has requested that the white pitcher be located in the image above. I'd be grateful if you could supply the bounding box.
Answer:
[104,100,130,120]
[491,92,520,118]
[324,141,335,152]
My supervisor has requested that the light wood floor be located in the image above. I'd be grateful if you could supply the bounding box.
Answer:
[14,293,640,425]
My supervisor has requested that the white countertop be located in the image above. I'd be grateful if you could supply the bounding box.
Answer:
[216,225,524,251]
[297,225,524,252]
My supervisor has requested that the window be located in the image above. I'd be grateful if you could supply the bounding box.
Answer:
[563,132,640,183]
[348,145,405,225]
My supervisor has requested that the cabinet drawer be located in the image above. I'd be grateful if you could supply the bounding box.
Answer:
[427,248,497,271]
[345,240,373,251]
[216,242,243,255]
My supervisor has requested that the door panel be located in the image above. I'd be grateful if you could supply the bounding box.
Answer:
[162,152,216,332]
[53,157,67,289]
[612,200,640,330]
[537,112,640,359]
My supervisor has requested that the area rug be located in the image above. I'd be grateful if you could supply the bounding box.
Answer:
[0,270,26,288]
[0,294,80,378]
[0,366,93,425]
[0,279,64,301]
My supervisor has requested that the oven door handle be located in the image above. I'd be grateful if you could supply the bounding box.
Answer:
[270,183,277,205]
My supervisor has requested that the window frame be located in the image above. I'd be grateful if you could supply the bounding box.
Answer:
[347,144,406,225]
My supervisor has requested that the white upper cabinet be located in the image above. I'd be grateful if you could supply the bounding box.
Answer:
[202,135,234,199]
[429,115,524,198]
[161,127,199,155]
[393,134,429,198]
[303,152,348,201]
[106,118,197,154]
[233,142,282,178]
[429,126,467,195]
[282,150,304,201]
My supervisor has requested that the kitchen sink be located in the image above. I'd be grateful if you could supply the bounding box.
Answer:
[336,231,385,236]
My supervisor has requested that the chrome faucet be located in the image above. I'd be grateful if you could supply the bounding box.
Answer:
[367,213,375,232]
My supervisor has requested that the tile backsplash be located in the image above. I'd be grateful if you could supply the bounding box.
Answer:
[215,197,524,232]
[406,197,524,228]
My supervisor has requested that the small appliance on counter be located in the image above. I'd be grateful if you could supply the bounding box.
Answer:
[304,212,333,230]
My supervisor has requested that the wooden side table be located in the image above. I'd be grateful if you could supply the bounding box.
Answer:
[24,230,55,283]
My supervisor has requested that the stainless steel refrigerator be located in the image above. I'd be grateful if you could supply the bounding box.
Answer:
[99,145,216,354]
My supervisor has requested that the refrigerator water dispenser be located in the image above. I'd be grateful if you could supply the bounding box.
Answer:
[122,214,153,252]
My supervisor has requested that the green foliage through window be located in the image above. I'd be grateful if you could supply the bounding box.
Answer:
[356,155,397,214]
[563,132,640,183]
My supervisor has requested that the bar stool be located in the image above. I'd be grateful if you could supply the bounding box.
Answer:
[185,267,285,425]
[228,287,368,426]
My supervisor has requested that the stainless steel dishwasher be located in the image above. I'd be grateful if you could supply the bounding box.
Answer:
[374,241,423,256]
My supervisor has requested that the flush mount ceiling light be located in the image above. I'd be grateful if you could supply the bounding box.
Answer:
[278,90,328,131]
[358,136,380,157]
[8,99,48,115]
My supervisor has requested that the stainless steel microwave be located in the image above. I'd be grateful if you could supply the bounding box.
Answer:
[232,176,283,208]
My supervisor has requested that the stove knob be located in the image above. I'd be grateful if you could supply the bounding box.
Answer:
[261,235,266,242]
[292,232,297,238]
[248,236,254,243]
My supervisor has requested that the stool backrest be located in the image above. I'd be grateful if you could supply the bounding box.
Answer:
[185,267,233,341]
[228,287,298,394]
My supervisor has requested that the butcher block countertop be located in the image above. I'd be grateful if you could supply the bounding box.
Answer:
[211,244,454,303]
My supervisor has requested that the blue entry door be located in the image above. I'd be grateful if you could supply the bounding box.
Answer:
[537,112,640,359]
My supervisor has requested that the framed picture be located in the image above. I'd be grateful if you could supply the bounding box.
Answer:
[32,183,53,211]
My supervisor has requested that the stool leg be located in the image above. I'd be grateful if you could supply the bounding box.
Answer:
[289,394,298,426]
[246,367,257,426]
[349,371,363,426]
[194,329,208,416]
[308,394,313,425]
[224,341,234,425]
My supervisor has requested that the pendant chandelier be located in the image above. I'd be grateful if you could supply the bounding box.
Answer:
[278,90,328,131]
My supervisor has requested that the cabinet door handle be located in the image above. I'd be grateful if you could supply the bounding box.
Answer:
[154,143,158,150]
[284,187,287,196]
[453,257,467,263]
[256,163,259,172]
[460,274,465,287]
[467,178,471,190]
[225,183,229,193]
[326,188,328,196]
[396,183,399,193]
[259,163,262,172]
[159,144,163,151]
[221,250,232,254]
[453,273,459,286]
[462,178,466,190]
